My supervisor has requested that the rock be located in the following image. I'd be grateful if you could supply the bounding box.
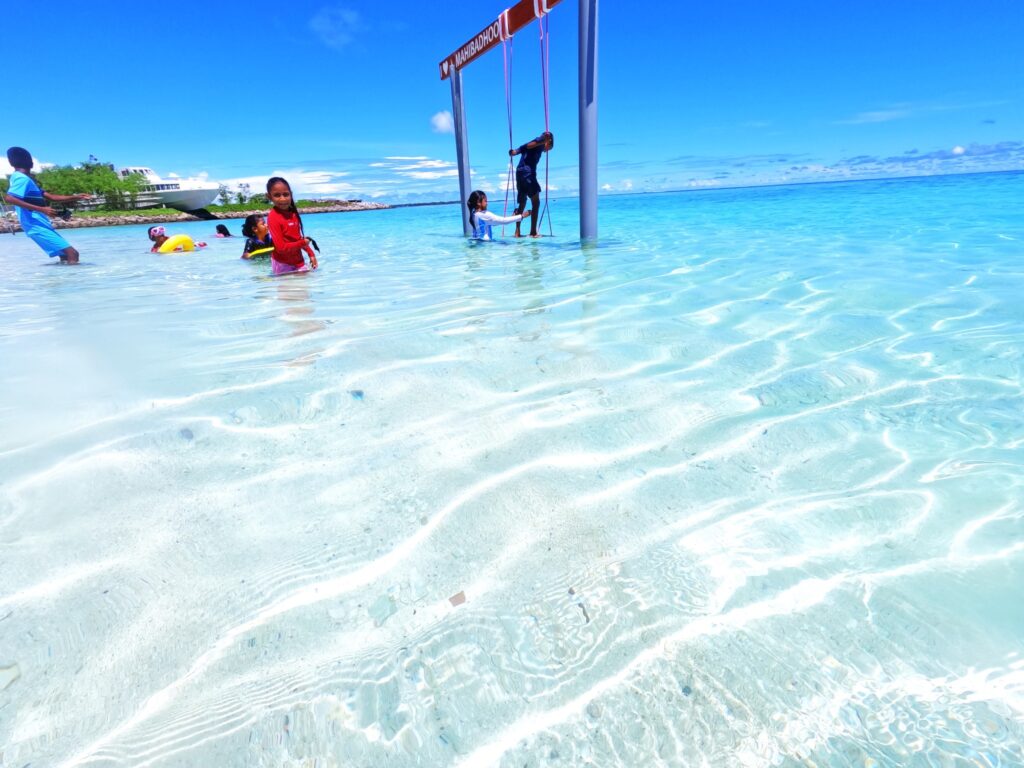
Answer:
[369,595,397,626]
[0,663,21,691]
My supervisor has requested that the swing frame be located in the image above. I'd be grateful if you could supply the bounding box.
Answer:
[439,0,599,242]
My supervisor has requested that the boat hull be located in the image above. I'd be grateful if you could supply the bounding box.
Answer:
[135,188,220,211]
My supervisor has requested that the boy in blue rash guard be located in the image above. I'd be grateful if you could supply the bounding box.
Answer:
[3,147,90,263]
[509,131,553,238]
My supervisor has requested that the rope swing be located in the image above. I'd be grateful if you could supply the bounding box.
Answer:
[439,0,597,241]
[500,4,554,237]
[537,10,553,236]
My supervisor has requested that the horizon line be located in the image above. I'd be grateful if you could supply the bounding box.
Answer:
[314,167,1024,205]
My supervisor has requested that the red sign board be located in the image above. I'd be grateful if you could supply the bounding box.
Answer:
[439,0,563,80]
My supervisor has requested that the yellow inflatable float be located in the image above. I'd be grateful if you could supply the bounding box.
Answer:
[157,234,197,253]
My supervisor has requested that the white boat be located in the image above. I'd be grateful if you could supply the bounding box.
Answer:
[117,167,221,211]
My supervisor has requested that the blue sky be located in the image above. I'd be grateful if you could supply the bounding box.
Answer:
[4,1,1022,203]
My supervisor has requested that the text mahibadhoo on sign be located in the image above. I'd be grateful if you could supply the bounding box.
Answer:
[438,0,563,80]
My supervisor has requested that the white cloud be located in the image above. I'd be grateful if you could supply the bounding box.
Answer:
[401,169,459,180]
[431,110,454,134]
[795,163,847,176]
[215,174,271,191]
[370,156,460,182]
[252,138,1022,202]
[392,159,454,171]
[1,156,53,177]
[309,6,363,51]
[837,108,912,125]
[599,180,632,193]
[218,168,355,198]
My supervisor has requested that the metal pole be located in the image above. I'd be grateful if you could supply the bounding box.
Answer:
[578,0,598,242]
[450,68,473,236]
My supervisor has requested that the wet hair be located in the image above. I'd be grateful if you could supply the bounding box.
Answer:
[467,189,485,232]
[266,176,302,232]
[147,226,162,241]
[241,214,263,238]
[6,146,32,170]
[215,224,231,237]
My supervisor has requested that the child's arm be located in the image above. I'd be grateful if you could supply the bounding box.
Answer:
[510,136,549,156]
[44,192,91,203]
[478,210,530,226]
[4,193,55,217]
[302,242,318,269]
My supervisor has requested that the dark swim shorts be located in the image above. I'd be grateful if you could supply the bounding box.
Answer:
[516,166,542,197]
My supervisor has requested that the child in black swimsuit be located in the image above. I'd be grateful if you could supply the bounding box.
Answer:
[509,131,553,237]
[240,214,273,259]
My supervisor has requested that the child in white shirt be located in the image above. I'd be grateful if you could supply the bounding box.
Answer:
[466,190,530,241]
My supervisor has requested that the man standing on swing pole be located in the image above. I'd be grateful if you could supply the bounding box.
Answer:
[510,131,553,237]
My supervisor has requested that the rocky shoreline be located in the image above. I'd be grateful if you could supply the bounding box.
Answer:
[0,201,389,232]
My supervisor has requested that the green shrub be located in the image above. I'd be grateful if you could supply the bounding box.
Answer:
[34,160,145,211]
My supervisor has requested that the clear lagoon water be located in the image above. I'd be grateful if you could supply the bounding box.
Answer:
[1,172,1023,766]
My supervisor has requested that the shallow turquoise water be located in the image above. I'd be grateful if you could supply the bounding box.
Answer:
[1,173,1023,766]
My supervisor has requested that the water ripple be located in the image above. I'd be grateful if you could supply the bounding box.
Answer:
[1,176,1022,766]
